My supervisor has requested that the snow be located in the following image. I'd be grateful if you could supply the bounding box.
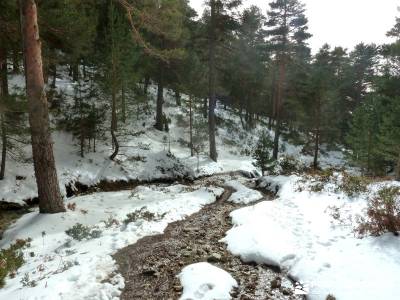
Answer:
[222,175,400,300]
[226,180,263,204]
[178,262,237,300]
[0,184,223,300]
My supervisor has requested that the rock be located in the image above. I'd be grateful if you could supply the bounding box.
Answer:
[207,252,222,262]
[270,277,281,289]
[173,285,183,292]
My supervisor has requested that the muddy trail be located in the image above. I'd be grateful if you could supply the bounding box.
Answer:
[114,175,303,300]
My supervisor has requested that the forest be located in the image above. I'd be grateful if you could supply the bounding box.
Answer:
[1,0,400,300]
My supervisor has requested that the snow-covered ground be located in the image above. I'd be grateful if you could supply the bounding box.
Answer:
[178,262,237,300]
[222,175,400,300]
[1,71,346,206]
[3,71,392,300]
[0,184,223,299]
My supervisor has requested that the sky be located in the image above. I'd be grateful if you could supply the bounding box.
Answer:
[189,0,399,53]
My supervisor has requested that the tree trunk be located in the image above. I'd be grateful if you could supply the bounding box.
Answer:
[12,49,20,73]
[313,97,321,170]
[175,90,181,106]
[272,60,286,160]
[50,63,56,89]
[20,0,65,213]
[155,64,164,131]
[0,116,6,180]
[396,151,400,181]
[208,0,217,162]
[0,50,6,180]
[72,62,79,82]
[109,0,119,160]
[144,76,150,95]
[121,81,126,123]
[203,97,208,119]
[189,95,194,157]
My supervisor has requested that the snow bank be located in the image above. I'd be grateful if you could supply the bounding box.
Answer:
[226,180,263,204]
[0,185,223,300]
[222,175,400,300]
[178,262,237,300]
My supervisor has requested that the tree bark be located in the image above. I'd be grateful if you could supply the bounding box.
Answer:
[155,64,164,131]
[189,95,194,157]
[144,76,150,95]
[20,0,65,213]
[175,90,181,106]
[313,97,321,170]
[0,46,7,179]
[0,116,6,180]
[121,81,126,123]
[50,63,56,89]
[203,97,208,119]
[396,151,400,181]
[109,0,119,160]
[12,49,20,73]
[208,0,217,162]
[272,60,285,160]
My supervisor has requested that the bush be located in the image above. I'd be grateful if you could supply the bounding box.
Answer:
[65,223,102,241]
[356,186,400,237]
[124,207,164,224]
[252,131,274,175]
[0,239,31,287]
[338,173,369,197]
[279,155,302,175]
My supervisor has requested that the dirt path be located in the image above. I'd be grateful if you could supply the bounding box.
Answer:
[114,176,303,300]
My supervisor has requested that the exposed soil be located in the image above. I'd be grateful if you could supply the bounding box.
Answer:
[114,175,303,300]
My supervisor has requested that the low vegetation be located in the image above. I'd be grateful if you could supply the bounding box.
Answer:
[0,239,31,287]
[65,223,102,241]
[356,186,400,237]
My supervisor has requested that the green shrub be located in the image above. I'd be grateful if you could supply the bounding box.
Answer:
[0,238,31,287]
[252,131,274,175]
[279,155,301,175]
[338,173,369,197]
[124,207,164,224]
[65,223,102,241]
[356,186,400,237]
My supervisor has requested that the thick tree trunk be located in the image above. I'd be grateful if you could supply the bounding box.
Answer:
[155,65,164,131]
[208,0,217,162]
[20,0,65,213]
[189,95,194,157]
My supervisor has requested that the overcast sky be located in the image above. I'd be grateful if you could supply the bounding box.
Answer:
[189,0,399,53]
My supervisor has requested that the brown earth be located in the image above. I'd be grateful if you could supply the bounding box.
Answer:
[114,175,304,300]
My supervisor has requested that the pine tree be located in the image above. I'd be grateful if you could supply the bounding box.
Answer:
[346,94,384,175]
[377,96,400,180]
[253,130,274,175]
[20,0,65,213]
[265,0,311,160]
[207,0,242,162]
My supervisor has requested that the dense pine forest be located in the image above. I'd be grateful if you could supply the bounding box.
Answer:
[1,1,400,300]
